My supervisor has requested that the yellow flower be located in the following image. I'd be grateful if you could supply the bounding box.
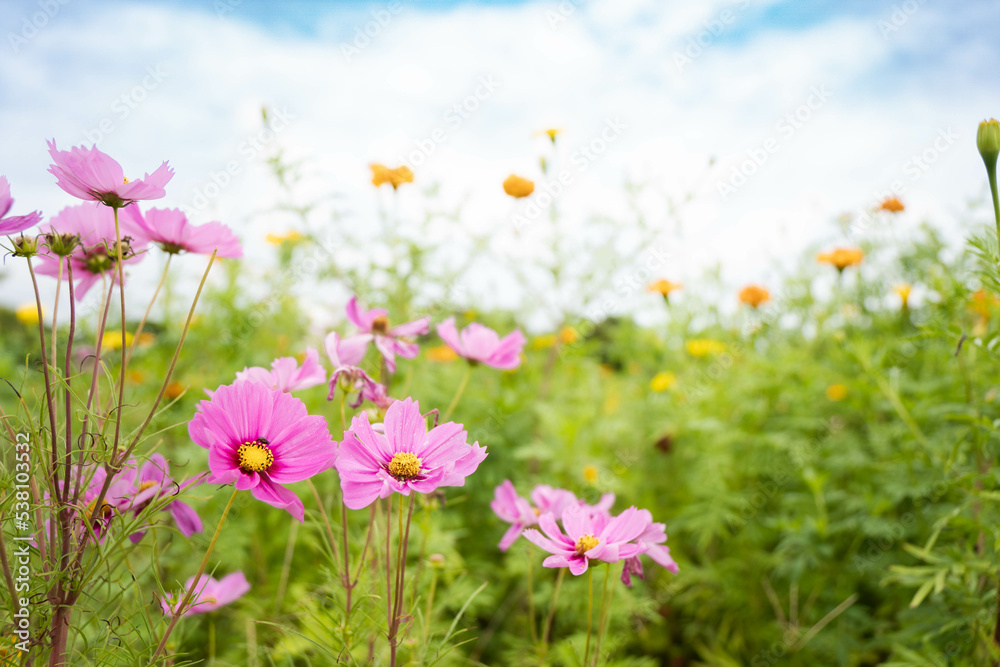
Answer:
[894,283,912,309]
[15,303,41,326]
[817,247,864,271]
[266,230,304,245]
[738,285,771,308]
[503,174,535,198]
[686,339,725,357]
[648,279,682,297]
[136,332,157,347]
[532,334,556,349]
[826,384,848,401]
[650,371,676,392]
[534,128,561,143]
[558,326,578,344]
[101,331,134,351]
[427,345,459,362]
[127,370,145,384]
[878,197,905,213]
[582,465,599,483]
[370,163,414,189]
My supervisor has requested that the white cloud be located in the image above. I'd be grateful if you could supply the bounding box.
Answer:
[0,0,997,329]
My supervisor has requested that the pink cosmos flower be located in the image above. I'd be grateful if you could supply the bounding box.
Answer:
[188,381,337,521]
[123,206,242,257]
[491,481,538,551]
[0,176,42,234]
[621,509,679,587]
[335,397,487,509]
[436,317,526,370]
[346,296,430,373]
[127,454,204,543]
[522,504,649,576]
[491,482,579,552]
[35,203,147,300]
[325,331,382,408]
[161,572,250,616]
[47,140,173,208]
[235,348,327,393]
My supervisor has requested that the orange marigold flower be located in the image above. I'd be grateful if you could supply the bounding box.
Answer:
[648,279,682,296]
[370,163,414,190]
[971,289,1000,319]
[503,174,534,198]
[165,381,186,400]
[817,247,864,271]
[738,285,771,308]
[558,326,578,344]
[879,197,905,213]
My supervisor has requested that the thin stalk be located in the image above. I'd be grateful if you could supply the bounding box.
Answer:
[338,392,352,615]
[151,487,239,661]
[527,545,538,646]
[584,568,594,665]
[63,262,77,504]
[26,258,60,496]
[541,567,565,651]
[307,479,340,565]
[421,566,439,649]
[591,564,615,666]
[110,206,127,468]
[987,165,1000,249]
[389,494,416,667]
[273,518,299,615]
[442,364,472,421]
[51,257,62,382]
[124,253,172,369]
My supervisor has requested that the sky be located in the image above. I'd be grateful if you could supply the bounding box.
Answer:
[1,0,998,329]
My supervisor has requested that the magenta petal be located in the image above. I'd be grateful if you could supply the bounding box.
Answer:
[251,476,304,521]
[169,501,203,537]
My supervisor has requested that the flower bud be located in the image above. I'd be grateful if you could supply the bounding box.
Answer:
[44,232,81,257]
[978,119,1000,169]
[11,235,39,257]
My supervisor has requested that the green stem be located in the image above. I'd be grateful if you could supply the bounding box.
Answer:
[527,545,538,646]
[592,564,615,667]
[541,567,565,654]
[151,487,239,662]
[442,364,472,421]
[987,165,1000,250]
[584,568,594,665]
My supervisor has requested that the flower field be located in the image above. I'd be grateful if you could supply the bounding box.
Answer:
[2,119,1000,667]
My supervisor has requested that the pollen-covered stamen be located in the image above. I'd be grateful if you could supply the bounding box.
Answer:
[123,176,129,184]
[575,534,600,555]
[237,437,274,474]
[371,315,390,334]
[387,452,421,480]
[138,481,158,492]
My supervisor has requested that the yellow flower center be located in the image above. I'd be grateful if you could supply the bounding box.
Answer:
[372,315,390,334]
[387,452,421,480]
[238,438,274,474]
[575,534,600,555]
[85,499,114,522]
[123,176,129,184]
[138,481,157,492]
